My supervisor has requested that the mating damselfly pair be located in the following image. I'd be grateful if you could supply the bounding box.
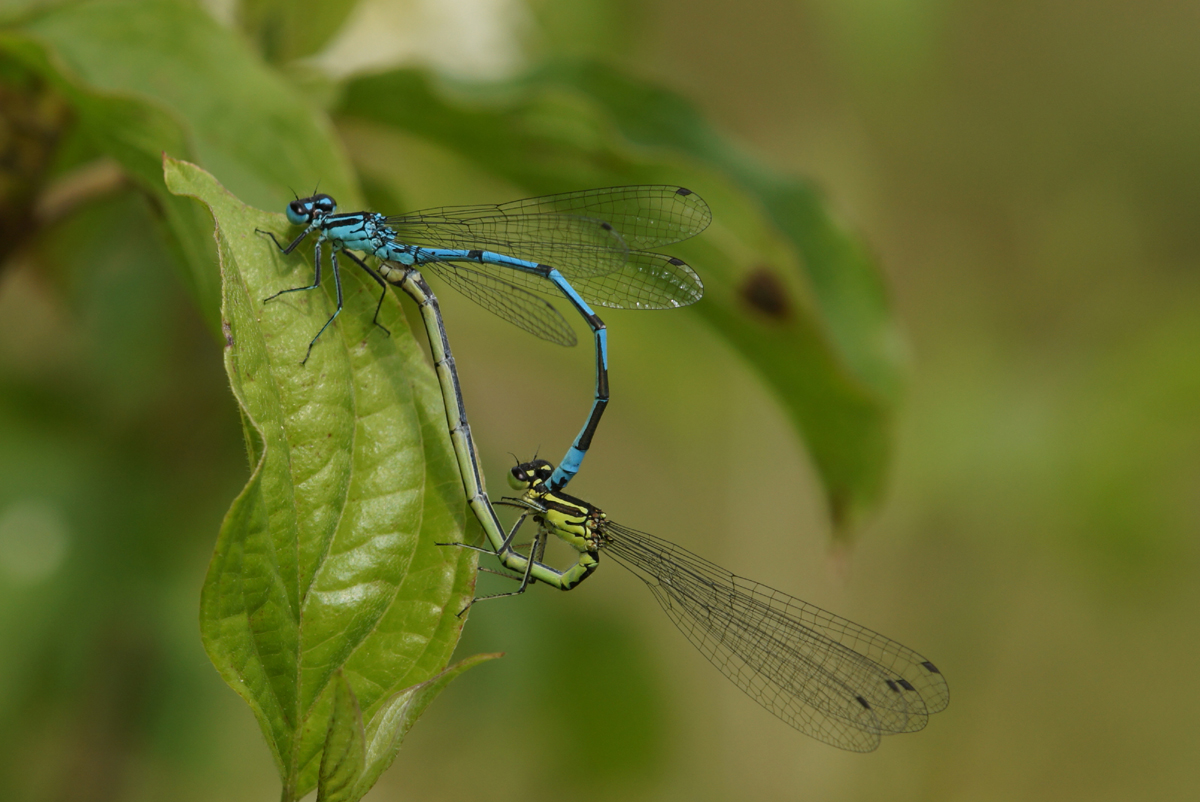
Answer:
[261,184,948,751]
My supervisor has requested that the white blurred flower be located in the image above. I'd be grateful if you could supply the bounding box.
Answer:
[312,0,531,80]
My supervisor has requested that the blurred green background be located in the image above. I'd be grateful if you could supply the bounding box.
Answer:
[1,0,1199,800]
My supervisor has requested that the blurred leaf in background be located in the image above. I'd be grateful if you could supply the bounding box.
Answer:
[336,65,902,530]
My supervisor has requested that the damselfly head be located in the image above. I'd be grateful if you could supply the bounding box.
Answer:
[507,459,554,491]
[285,194,337,225]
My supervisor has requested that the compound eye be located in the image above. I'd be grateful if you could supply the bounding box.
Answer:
[506,466,528,490]
[285,200,309,225]
[312,194,336,213]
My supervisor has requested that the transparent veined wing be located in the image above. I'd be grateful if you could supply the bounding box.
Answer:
[601,522,949,752]
[415,250,703,311]
[566,251,703,309]
[387,186,712,280]
[403,260,577,347]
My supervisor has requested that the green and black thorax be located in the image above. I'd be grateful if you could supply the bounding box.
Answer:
[508,459,607,556]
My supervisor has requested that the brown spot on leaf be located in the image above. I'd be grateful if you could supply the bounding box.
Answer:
[740,267,791,320]
[222,320,234,347]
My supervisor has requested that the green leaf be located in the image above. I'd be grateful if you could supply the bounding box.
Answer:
[164,157,483,801]
[317,672,366,802]
[240,0,360,64]
[315,654,499,802]
[354,653,499,796]
[538,63,903,398]
[1,0,359,332]
[336,65,904,529]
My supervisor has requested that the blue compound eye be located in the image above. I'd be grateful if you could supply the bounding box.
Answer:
[285,200,310,225]
[311,194,337,214]
[285,195,337,225]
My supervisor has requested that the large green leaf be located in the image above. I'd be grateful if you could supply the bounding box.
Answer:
[336,65,904,529]
[0,0,359,332]
[165,157,483,801]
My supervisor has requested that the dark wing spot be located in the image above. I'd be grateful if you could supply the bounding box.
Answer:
[600,222,613,231]
[855,695,871,710]
[898,678,915,691]
[667,257,685,266]
[885,680,900,693]
[740,266,791,320]
[675,187,693,196]
[921,661,941,674]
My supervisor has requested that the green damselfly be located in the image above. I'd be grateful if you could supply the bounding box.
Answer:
[468,458,950,753]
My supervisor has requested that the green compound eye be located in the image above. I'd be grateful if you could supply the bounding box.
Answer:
[507,467,528,490]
